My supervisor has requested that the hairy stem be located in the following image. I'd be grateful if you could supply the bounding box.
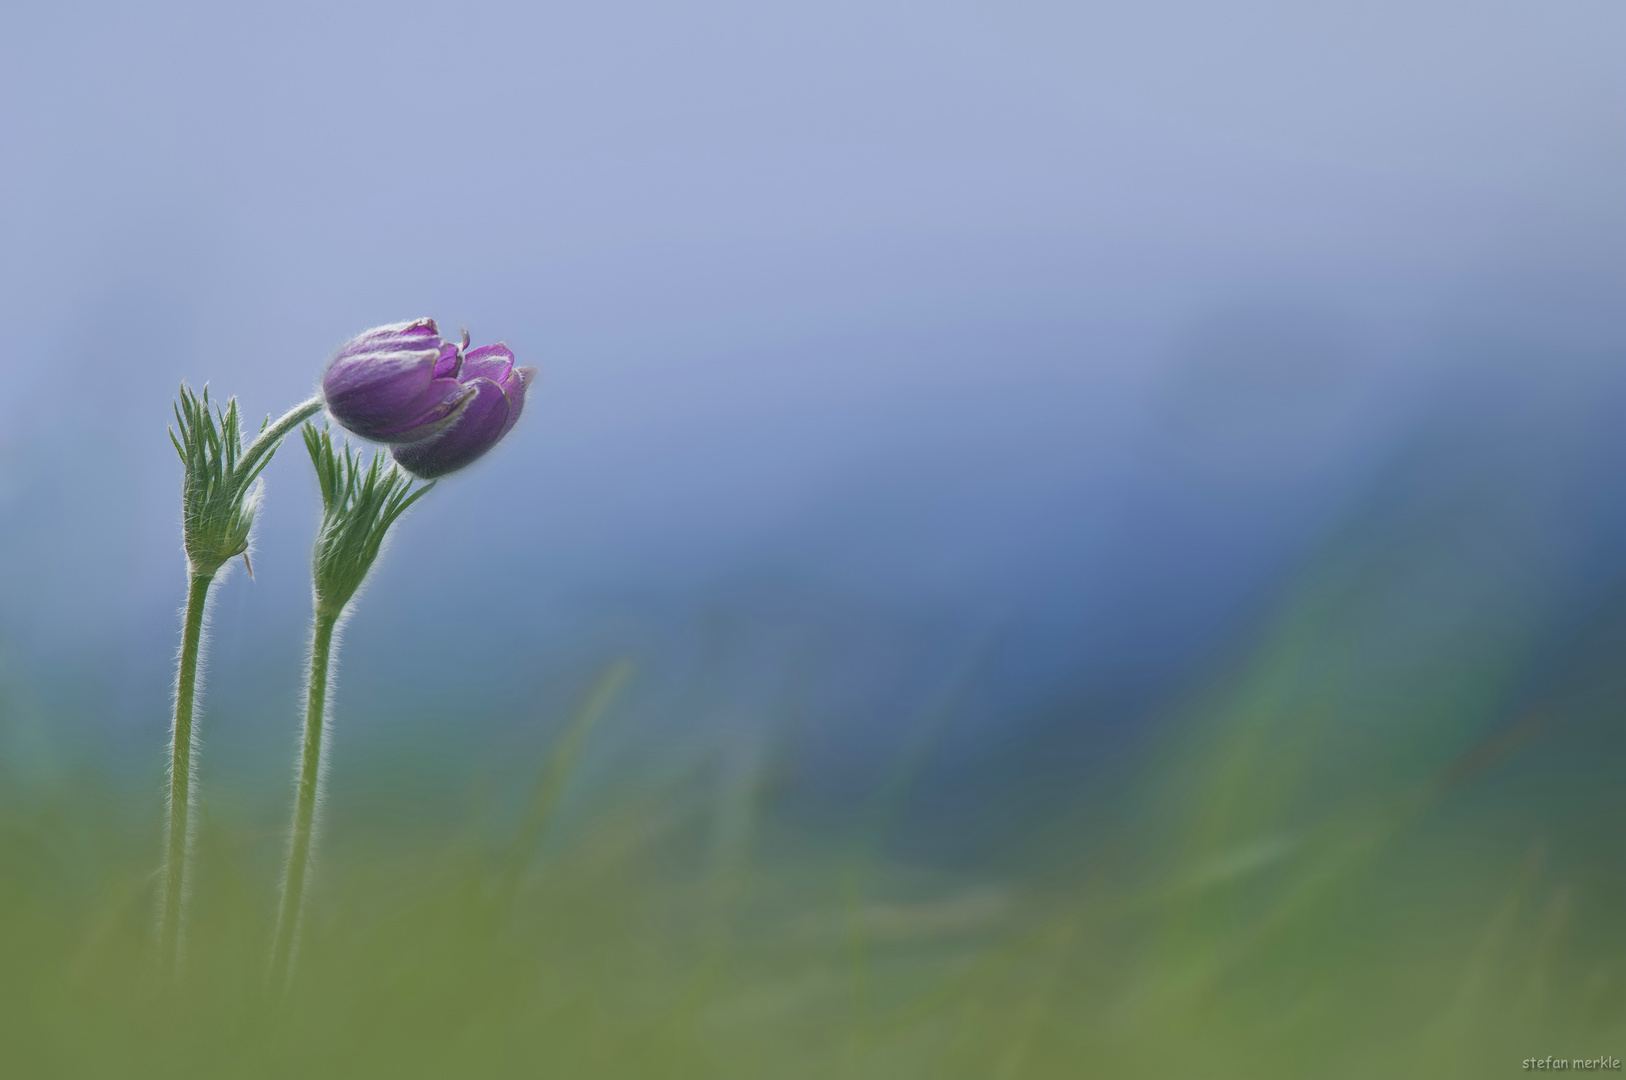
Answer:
[269,608,338,992]
[241,396,324,480]
[160,570,213,974]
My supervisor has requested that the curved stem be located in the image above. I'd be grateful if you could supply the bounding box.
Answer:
[240,396,324,480]
[269,608,339,992]
[160,570,213,974]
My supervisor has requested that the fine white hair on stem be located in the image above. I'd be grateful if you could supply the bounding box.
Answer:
[272,605,349,975]
[157,576,216,951]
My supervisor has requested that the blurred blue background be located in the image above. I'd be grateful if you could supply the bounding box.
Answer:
[2,0,1624,850]
[8,5,1626,1075]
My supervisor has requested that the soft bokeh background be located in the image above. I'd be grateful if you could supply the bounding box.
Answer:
[3,2,1625,1077]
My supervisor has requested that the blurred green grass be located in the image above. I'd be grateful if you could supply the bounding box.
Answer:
[5,572,1626,1079]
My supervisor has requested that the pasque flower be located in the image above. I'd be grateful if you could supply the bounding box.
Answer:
[322,319,535,478]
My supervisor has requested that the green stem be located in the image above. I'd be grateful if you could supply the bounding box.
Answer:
[160,570,214,974]
[241,396,324,480]
[269,608,339,992]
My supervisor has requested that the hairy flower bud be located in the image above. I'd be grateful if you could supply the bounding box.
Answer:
[170,386,279,576]
[390,344,536,480]
[303,425,432,617]
[321,319,475,444]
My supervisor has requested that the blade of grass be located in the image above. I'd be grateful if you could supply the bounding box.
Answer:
[492,659,633,920]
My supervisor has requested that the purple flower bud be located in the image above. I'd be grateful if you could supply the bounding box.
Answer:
[322,319,476,444]
[390,343,536,479]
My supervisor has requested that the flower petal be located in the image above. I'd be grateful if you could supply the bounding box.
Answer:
[432,342,462,380]
[333,318,441,360]
[459,343,514,383]
[390,377,511,479]
[496,365,536,441]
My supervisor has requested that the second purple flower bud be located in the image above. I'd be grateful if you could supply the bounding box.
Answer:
[322,318,536,479]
